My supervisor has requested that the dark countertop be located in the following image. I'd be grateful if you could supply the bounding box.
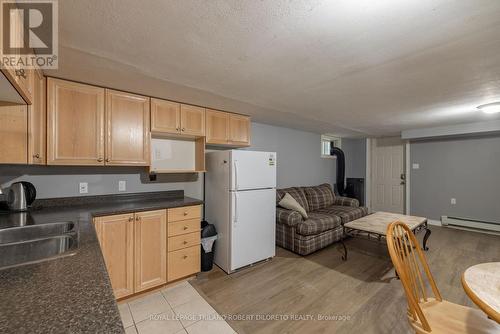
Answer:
[0,191,203,334]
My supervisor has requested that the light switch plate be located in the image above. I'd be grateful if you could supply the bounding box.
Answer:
[119,180,126,192]
[412,163,420,170]
[79,182,88,194]
[451,198,457,205]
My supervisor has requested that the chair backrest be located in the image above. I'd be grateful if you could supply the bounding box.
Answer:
[386,221,442,332]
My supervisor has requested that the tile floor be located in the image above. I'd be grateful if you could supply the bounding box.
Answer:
[118,281,236,334]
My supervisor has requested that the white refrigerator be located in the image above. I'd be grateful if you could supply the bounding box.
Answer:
[205,150,277,273]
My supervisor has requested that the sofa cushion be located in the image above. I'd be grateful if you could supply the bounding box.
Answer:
[316,205,369,225]
[303,183,335,211]
[279,193,308,219]
[296,212,341,236]
[276,187,309,212]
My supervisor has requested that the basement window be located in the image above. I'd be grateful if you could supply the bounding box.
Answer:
[321,135,341,158]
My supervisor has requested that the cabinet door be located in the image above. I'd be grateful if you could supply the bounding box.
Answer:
[47,78,105,165]
[180,104,205,136]
[205,109,229,145]
[0,105,27,164]
[134,210,167,292]
[105,90,150,165]
[229,114,251,146]
[151,98,180,135]
[94,214,135,299]
[28,71,46,164]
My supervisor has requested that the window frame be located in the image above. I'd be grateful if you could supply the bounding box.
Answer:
[321,134,342,158]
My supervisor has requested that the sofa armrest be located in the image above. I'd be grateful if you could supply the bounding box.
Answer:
[276,207,303,227]
[333,196,360,207]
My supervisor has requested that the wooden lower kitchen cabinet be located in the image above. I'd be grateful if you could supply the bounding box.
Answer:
[167,205,202,282]
[94,205,201,300]
[94,213,135,299]
[134,210,167,292]
[168,246,200,282]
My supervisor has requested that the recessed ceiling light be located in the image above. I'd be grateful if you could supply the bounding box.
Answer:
[477,102,500,114]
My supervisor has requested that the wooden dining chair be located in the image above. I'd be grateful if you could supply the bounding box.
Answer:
[386,221,500,334]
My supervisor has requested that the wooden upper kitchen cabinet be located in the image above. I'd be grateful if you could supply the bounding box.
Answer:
[28,71,46,164]
[205,109,229,145]
[229,114,251,146]
[0,104,28,164]
[105,89,150,166]
[151,98,180,134]
[180,104,205,136]
[151,99,205,137]
[94,213,135,299]
[47,78,105,165]
[0,7,34,104]
[206,109,251,146]
[134,210,167,292]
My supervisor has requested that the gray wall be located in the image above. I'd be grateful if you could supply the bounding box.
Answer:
[410,135,500,222]
[0,122,336,199]
[342,138,366,179]
[245,122,336,188]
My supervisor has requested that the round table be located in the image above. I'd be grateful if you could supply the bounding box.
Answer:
[462,262,500,323]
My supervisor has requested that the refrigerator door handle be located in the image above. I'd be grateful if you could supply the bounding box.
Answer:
[234,192,239,225]
[233,160,239,190]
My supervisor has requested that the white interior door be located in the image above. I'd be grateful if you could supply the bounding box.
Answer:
[370,137,406,214]
[230,188,276,271]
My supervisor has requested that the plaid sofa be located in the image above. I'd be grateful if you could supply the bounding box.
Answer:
[276,183,368,255]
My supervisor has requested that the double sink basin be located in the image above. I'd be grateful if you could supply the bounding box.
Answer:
[0,221,78,270]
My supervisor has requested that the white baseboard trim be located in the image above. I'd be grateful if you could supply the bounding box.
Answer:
[427,219,442,226]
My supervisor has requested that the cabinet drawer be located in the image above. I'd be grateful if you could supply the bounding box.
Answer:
[168,205,201,222]
[168,245,200,281]
[168,219,201,237]
[168,232,200,252]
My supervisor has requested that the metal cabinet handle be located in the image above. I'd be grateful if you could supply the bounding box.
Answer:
[183,211,188,216]
[183,255,188,259]
[176,127,180,131]
[97,158,103,162]
[128,217,134,222]
[183,241,188,244]
[181,128,185,132]
[33,153,40,159]
[183,226,188,230]
[105,158,110,163]
[135,216,140,221]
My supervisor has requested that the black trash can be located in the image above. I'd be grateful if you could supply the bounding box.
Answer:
[200,222,217,272]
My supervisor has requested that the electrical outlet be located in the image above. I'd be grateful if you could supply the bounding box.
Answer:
[451,198,457,205]
[412,163,420,170]
[119,180,126,192]
[154,148,162,160]
[79,182,88,194]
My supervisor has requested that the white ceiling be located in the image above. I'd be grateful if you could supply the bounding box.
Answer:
[50,0,500,137]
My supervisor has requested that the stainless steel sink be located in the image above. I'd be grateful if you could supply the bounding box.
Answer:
[0,234,78,270]
[0,221,79,270]
[0,222,76,244]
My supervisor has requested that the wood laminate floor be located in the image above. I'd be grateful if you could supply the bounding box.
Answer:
[191,226,500,334]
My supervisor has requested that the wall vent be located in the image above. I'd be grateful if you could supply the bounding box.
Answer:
[441,216,500,235]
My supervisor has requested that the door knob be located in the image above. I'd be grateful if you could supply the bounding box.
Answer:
[183,226,188,230]
[183,255,188,259]
[183,212,188,216]
[97,158,103,162]
[33,153,40,159]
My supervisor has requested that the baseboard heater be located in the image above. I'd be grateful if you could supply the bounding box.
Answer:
[441,216,500,235]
